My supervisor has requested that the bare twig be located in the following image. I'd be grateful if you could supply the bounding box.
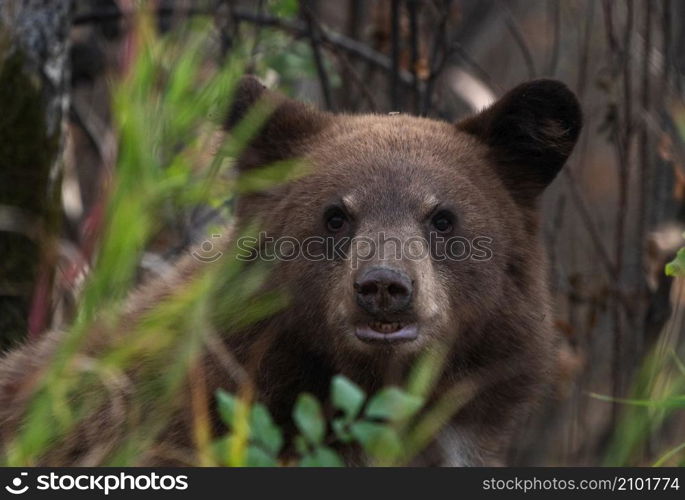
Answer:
[390,0,401,110]
[602,0,638,428]
[328,44,379,112]
[563,169,617,278]
[346,0,364,40]
[249,0,265,67]
[662,0,672,85]
[606,0,627,425]
[637,0,652,269]
[576,0,595,97]
[421,0,453,115]
[502,3,536,79]
[302,1,334,110]
[621,0,634,141]
[547,0,561,76]
[636,0,653,359]
[73,4,423,91]
[216,0,236,58]
[407,0,421,113]
[602,0,619,55]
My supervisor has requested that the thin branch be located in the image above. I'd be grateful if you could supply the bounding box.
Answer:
[562,169,617,279]
[302,1,334,110]
[636,0,653,357]
[563,166,640,335]
[602,0,636,425]
[662,0,672,85]
[546,0,561,76]
[390,0,401,110]
[73,5,423,91]
[421,0,453,115]
[249,0,265,66]
[502,3,536,79]
[621,0,634,141]
[407,0,421,113]
[327,43,379,112]
[602,0,619,56]
[216,0,236,58]
[637,0,652,255]
[576,0,595,98]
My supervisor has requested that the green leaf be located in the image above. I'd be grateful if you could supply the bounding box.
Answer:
[331,418,353,443]
[671,351,685,378]
[211,436,230,465]
[365,387,424,422]
[653,441,685,467]
[590,392,685,409]
[293,393,325,445]
[234,159,308,194]
[216,389,237,428]
[269,0,299,18]
[350,421,403,461]
[294,435,309,456]
[246,445,278,467]
[212,436,240,466]
[665,247,685,276]
[249,403,283,455]
[331,375,365,421]
[299,446,344,467]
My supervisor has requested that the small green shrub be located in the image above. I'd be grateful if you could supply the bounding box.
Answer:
[214,375,425,467]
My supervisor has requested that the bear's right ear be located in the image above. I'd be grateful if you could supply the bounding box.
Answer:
[456,79,582,204]
[225,76,331,170]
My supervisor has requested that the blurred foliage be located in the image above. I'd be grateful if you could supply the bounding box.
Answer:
[603,122,685,465]
[2,11,276,466]
[0,6,443,468]
[666,245,685,277]
[597,350,685,466]
[666,107,685,278]
[213,375,425,467]
[269,0,299,19]
[242,28,341,98]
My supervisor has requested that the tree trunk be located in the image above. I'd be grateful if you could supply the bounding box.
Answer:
[0,0,73,349]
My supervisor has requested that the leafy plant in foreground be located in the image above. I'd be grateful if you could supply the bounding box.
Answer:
[214,375,425,467]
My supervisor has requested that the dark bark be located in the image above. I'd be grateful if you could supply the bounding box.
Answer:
[0,0,73,349]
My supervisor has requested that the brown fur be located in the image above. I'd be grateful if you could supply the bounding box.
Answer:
[0,77,581,466]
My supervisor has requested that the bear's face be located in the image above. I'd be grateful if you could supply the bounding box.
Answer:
[263,117,509,358]
[228,78,581,361]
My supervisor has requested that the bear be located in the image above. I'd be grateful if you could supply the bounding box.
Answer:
[0,76,581,466]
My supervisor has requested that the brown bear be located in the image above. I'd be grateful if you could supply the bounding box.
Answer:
[0,76,581,466]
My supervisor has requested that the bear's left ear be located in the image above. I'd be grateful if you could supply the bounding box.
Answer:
[225,75,331,170]
[456,79,582,202]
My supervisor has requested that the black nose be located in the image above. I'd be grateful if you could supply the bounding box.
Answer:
[354,267,413,315]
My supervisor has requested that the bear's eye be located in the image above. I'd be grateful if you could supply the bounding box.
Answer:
[431,210,454,233]
[325,208,348,233]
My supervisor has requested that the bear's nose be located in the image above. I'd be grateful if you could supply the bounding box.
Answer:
[354,267,413,315]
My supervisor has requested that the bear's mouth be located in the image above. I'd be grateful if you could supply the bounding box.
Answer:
[355,322,419,344]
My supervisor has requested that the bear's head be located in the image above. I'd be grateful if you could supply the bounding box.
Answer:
[227,77,581,364]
